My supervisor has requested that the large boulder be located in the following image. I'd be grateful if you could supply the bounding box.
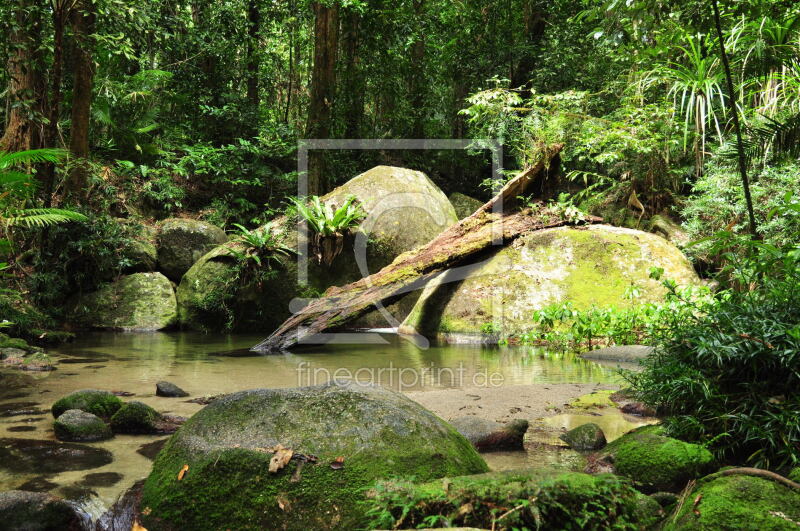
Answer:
[589,425,715,492]
[0,490,84,530]
[70,272,178,331]
[400,225,700,343]
[139,381,487,530]
[449,192,484,220]
[157,218,228,281]
[177,166,458,332]
[667,474,800,530]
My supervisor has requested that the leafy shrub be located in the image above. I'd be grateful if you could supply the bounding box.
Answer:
[628,228,800,469]
[288,195,366,236]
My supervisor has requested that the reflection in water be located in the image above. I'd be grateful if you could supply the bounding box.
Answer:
[0,331,624,514]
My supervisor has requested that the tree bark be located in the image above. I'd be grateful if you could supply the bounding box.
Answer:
[0,0,46,153]
[67,0,96,199]
[340,9,362,138]
[305,1,340,195]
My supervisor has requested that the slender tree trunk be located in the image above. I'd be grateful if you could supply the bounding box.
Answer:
[245,0,261,112]
[340,10,362,138]
[67,0,96,199]
[511,0,546,91]
[305,1,339,195]
[1,0,46,153]
[408,0,426,138]
[711,0,757,236]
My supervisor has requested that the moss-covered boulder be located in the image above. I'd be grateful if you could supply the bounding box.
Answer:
[592,425,715,492]
[110,401,162,434]
[53,409,113,442]
[449,192,484,219]
[121,219,158,272]
[177,166,458,332]
[0,490,83,530]
[561,422,607,451]
[400,224,700,343]
[667,474,800,530]
[71,272,178,331]
[51,389,123,419]
[139,381,487,530]
[0,335,31,352]
[157,218,228,281]
[366,470,663,530]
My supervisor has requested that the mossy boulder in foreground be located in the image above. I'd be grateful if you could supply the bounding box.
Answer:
[140,381,487,530]
[51,389,123,419]
[366,470,662,530]
[157,218,228,281]
[53,409,113,442]
[70,272,178,331]
[667,474,800,530]
[177,166,458,332]
[592,425,715,492]
[400,224,699,342]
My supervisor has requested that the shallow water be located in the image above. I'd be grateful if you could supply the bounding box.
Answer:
[0,331,632,516]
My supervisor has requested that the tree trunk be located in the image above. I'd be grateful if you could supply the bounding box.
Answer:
[408,0,426,138]
[0,0,46,153]
[305,1,340,195]
[245,0,261,112]
[511,1,546,91]
[67,0,96,199]
[340,10,362,138]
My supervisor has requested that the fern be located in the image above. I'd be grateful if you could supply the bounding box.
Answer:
[4,209,88,228]
[720,111,800,163]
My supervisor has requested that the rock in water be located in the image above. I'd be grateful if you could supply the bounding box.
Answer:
[51,389,122,419]
[560,423,607,451]
[580,345,654,363]
[139,381,487,530]
[0,438,113,474]
[666,475,800,530]
[69,272,178,331]
[110,401,162,434]
[0,490,84,530]
[450,417,528,451]
[157,218,228,281]
[155,381,189,398]
[177,166,458,332]
[53,409,113,442]
[589,425,715,492]
[401,225,699,343]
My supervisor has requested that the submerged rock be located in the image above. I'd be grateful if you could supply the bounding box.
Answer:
[589,425,715,492]
[157,218,228,281]
[450,417,528,451]
[53,409,112,442]
[140,381,487,530]
[581,345,654,363]
[0,490,83,530]
[51,389,123,418]
[110,401,162,434]
[667,474,800,530]
[400,225,699,343]
[155,381,189,398]
[367,470,662,530]
[0,438,113,474]
[177,166,458,332]
[69,272,178,331]
[560,423,607,451]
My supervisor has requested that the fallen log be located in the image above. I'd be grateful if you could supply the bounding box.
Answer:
[252,145,598,352]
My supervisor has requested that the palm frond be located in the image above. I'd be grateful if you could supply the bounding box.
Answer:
[4,208,88,228]
[0,148,68,169]
[720,111,800,163]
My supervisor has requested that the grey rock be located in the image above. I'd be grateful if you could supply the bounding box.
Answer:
[53,409,112,442]
[450,417,529,451]
[581,345,654,363]
[0,490,83,530]
[155,380,189,397]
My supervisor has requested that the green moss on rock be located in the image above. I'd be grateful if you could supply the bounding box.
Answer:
[53,409,113,442]
[449,192,484,220]
[51,389,123,419]
[110,401,162,434]
[140,381,487,530]
[667,474,800,530]
[400,224,700,342]
[71,272,178,331]
[157,218,229,281]
[560,422,607,451]
[0,336,30,351]
[366,470,663,530]
[595,425,716,492]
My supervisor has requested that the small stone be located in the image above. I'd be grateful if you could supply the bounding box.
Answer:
[156,381,189,397]
[560,423,607,451]
[53,409,113,442]
[620,402,657,417]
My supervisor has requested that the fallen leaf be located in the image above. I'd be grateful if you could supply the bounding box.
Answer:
[141,507,152,516]
[330,456,345,470]
[276,494,291,512]
[177,464,189,481]
[132,521,148,531]
[269,445,294,473]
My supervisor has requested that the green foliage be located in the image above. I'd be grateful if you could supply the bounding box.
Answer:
[627,224,800,469]
[226,222,294,283]
[288,195,366,236]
